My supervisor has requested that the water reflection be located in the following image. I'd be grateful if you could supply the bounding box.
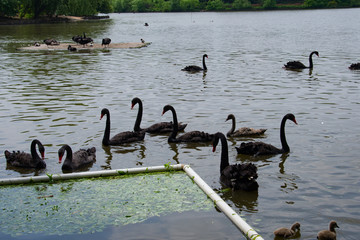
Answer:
[218,187,259,213]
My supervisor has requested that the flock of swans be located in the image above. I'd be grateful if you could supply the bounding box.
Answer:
[4,49,349,239]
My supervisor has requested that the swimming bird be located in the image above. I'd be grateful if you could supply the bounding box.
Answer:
[182,54,208,72]
[284,51,319,69]
[162,105,213,143]
[317,221,339,240]
[236,113,297,156]
[349,62,360,70]
[58,144,96,172]
[212,132,259,191]
[273,222,301,238]
[226,114,267,137]
[102,38,111,48]
[141,38,145,43]
[100,108,145,146]
[67,45,77,51]
[131,97,187,133]
[4,139,46,169]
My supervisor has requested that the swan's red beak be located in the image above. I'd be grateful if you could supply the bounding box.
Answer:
[100,114,104,120]
[41,152,45,160]
[212,145,216,152]
[131,104,135,110]
[58,156,63,164]
[293,118,298,125]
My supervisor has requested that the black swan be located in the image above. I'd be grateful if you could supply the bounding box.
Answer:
[284,51,319,69]
[78,33,93,47]
[212,132,259,191]
[162,105,213,143]
[317,221,339,240]
[236,113,297,156]
[102,38,111,47]
[43,39,60,46]
[68,45,77,51]
[274,222,301,238]
[100,108,145,146]
[182,54,208,72]
[349,62,360,70]
[226,114,267,137]
[131,97,187,133]
[58,144,96,172]
[72,35,81,44]
[4,139,46,169]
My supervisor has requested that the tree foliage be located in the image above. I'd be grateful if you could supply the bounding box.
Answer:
[1,0,359,18]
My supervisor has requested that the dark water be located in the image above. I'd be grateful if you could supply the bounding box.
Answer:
[0,9,359,239]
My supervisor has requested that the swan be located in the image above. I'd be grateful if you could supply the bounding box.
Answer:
[226,114,267,137]
[182,54,208,72]
[284,51,319,69]
[236,113,297,156]
[58,144,96,172]
[67,45,77,51]
[100,108,145,146]
[131,97,187,133]
[317,221,339,240]
[43,39,60,46]
[273,222,301,238]
[102,38,111,48]
[349,62,360,70]
[212,132,259,191]
[72,35,81,44]
[4,139,46,169]
[162,105,213,143]
[78,32,93,47]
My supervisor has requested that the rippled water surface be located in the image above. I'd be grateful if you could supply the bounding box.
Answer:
[0,9,359,239]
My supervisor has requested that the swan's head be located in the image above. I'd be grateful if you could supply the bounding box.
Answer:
[162,105,173,116]
[285,113,297,125]
[212,132,223,152]
[291,222,301,231]
[329,221,339,231]
[131,97,141,109]
[203,54,208,58]
[225,114,235,122]
[39,145,45,160]
[312,51,319,57]
[100,108,109,120]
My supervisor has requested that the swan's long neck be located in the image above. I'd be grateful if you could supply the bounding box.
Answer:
[309,52,315,69]
[218,134,229,173]
[30,140,41,160]
[64,145,73,163]
[228,116,236,135]
[202,55,207,70]
[169,107,179,142]
[103,112,111,146]
[280,117,290,152]
[134,101,143,132]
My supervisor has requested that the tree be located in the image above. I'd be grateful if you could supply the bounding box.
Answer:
[206,0,224,10]
[263,0,276,9]
[0,0,18,17]
[232,0,251,9]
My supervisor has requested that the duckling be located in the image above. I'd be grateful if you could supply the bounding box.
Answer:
[317,221,339,240]
[274,222,300,238]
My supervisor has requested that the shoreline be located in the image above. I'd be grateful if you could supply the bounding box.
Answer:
[0,15,109,25]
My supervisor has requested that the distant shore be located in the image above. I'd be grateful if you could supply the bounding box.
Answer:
[0,15,109,25]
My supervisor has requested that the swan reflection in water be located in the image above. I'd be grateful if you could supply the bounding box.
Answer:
[101,143,146,169]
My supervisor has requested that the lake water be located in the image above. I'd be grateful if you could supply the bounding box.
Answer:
[0,8,359,239]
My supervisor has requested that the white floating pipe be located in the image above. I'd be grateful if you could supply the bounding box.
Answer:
[183,165,264,240]
[0,164,185,185]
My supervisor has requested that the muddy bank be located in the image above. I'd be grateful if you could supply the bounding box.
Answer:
[18,42,150,51]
